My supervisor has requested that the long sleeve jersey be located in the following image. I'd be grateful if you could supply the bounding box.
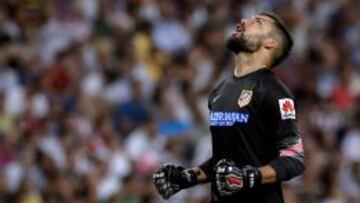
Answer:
[200,68,305,203]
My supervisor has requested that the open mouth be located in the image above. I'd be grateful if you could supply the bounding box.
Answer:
[232,25,244,37]
[232,29,243,37]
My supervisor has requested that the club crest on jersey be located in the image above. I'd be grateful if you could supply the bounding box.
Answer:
[278,98,296,120]
[237,90,253,108]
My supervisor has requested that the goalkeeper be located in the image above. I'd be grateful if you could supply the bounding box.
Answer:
[153,12,305,203]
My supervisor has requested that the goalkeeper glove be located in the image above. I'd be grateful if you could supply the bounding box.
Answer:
[215,159,262,196]
[153,163,198,199]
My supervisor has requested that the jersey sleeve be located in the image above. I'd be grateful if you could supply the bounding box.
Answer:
[261,81,305,182]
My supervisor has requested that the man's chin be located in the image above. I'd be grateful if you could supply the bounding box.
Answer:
[226,44,241,54]
[225,37,257,54]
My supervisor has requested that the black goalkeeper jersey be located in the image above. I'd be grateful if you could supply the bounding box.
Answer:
[200,68,305,203]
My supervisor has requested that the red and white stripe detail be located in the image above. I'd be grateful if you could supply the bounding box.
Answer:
[279,139,303,157]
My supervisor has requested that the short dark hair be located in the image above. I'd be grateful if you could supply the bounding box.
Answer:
[260,12,293,68]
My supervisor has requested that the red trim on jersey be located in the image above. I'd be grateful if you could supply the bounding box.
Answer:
[280,139,303,157]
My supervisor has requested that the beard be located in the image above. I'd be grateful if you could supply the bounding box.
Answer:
[226,33,262,54]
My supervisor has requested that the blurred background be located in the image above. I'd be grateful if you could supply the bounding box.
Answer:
[0,0,359,203]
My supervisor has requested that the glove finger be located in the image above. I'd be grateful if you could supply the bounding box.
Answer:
[215,159,227,168]
[155,179,169,191]
[153,171,165,178]
[153,171,169,188]
[215,159,236,168]
[159,182,170,191]
[216,166,227,188]
[159,187,170,198]
[220,189,233,196]
[163,163,176,173]
[163,162,174,168]
[216,172,225,195]
[155,183,165,194]
[218,183,232,196]
[219,179,234,196]
[156,178,167,185]
[162,188,173,199]
[160,183,173,199]
[216,165,227,177]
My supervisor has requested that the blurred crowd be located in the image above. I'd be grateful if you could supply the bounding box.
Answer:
[0,0,359,203]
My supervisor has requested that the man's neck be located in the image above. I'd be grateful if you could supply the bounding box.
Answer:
[233,52,269,77]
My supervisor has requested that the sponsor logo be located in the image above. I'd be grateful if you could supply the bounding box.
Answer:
[278,98,296,120]
[238,90,253,108]
[209,111,249,126]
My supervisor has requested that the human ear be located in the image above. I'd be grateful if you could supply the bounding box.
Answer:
[263,38,277,49]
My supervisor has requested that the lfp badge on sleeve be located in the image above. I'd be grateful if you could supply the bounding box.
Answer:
[237,90,253,108]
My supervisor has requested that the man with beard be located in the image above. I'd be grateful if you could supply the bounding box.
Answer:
[153,12,305,203]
